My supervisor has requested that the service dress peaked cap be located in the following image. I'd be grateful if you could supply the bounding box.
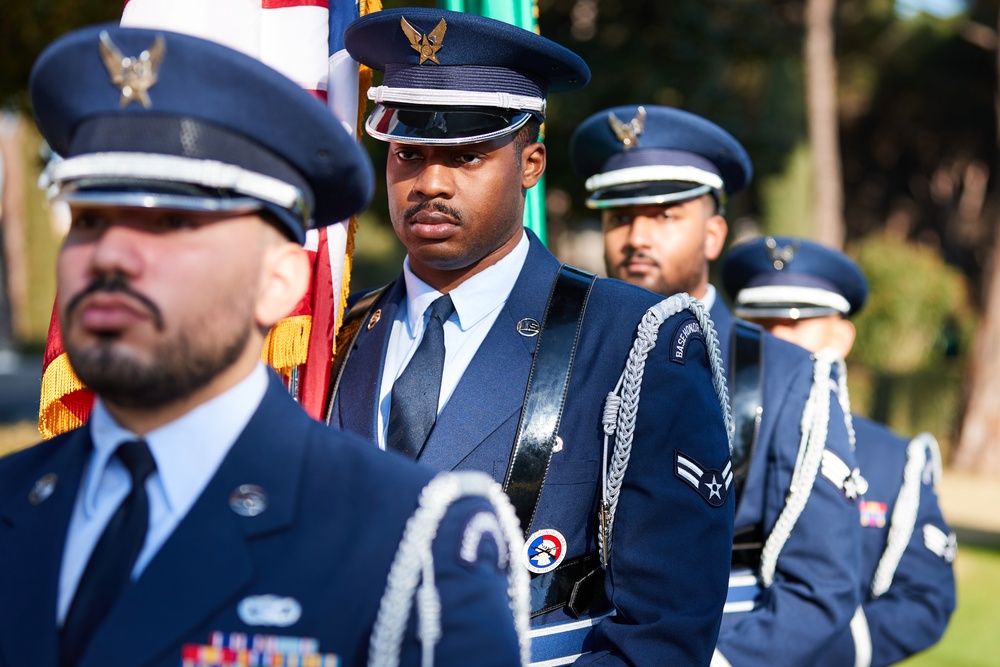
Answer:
[570,104,751,209]
[722,236,869,319]
[30,24,374,242]
[345,7,590,145]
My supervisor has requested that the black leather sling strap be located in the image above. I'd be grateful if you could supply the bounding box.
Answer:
[324,286,387,425]
[499,265,603,619]
[502,264,595,534]
[730,320,765,569]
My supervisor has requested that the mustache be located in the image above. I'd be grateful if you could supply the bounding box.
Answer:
[404,201,462,222]
[620,248,659,267]
[64,273,164,331]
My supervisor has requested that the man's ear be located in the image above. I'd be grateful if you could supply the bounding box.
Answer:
[256,240,310,329]
[705,212,728,262]
[521,141,546,189]
[830,318,857,359]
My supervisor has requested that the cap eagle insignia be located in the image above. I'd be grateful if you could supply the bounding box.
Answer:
[765,236,799,270]
[608,106,646,151]
[98,30,166,109]
[401,17,448,65]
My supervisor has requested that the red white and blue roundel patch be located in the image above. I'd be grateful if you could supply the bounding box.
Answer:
[675,450,733,507]
[523,529,568,574]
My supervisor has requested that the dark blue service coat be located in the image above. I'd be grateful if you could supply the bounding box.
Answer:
[711,302,863,666]
[0,373,519,667]
[334,232,735,666]
[815,415,956,667]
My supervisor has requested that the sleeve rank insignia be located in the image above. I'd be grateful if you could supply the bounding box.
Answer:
[98,30,166,109]
[400,17,447,65]
[675,450,733,507]
[608,105,646,151]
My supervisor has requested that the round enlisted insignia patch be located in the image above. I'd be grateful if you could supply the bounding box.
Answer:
[368,309,382,330]
[523,529,567,574]
[229,484,268,517]
[516,317,541,337]
[28,473,57,505]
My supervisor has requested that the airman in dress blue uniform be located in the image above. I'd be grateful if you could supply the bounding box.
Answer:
[0,24,524,667]
[330,9,735,665]
[722,236,957,666]
[571,105,864,666]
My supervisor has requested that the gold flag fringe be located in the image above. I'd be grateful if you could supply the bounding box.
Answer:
[261,314,312,373]
[38,353,86,440]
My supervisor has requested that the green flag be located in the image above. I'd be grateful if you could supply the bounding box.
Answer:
[438,0,547,245]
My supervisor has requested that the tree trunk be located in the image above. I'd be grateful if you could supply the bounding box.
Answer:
[0,114,28,354]
[804,0,845,249]
[952,11,1000,477]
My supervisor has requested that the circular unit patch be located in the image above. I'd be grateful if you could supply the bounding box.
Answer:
[523,528,568,574]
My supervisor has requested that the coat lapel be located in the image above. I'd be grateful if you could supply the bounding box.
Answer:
[79,375,307,667]
[418,234,560,471]
[335,278,403,442]
[0,432,91,667]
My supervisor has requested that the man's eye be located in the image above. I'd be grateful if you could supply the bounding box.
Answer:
[70,213,107,232]
[395,150,420,161]
[456,154,482,165]
[154,215,199,231]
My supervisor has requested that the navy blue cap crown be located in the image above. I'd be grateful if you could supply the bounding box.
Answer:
[569,105,752,209]
[30,24,374,243]
[345,8,590,145]
[721,236,869,319]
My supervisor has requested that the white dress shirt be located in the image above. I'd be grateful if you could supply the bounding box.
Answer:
[377,231,530,448]
[701,283,718,312]
[57,363,269,624]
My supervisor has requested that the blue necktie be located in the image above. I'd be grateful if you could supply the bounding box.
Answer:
[387,294,455,459]
[61,440,156,666]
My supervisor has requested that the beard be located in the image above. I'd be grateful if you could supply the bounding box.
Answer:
[66,322,251,409]
[610,251,704,298]
[62,270,255,409]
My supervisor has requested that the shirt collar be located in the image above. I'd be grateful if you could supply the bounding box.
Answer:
[401,230,529,335]
[85,363,270,518]
[700,283,717,312]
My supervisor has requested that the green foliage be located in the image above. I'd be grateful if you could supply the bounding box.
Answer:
[0,0,124,109]
[851,234,975,374]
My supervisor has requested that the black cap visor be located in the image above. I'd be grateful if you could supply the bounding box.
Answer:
[366,103,535,145]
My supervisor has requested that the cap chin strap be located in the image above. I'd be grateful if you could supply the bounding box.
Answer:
[585,184,714,210]
[368,84,546,114]
[585,164,724,194]
[735,286,851,316]
[46,152,309,221]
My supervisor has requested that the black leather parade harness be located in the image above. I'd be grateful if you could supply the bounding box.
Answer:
[729,320,766,569]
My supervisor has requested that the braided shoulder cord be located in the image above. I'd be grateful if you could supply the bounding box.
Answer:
[870,435,930,597]
[759,348,838,587]
[915,432,944,487]
[599,294,732,567]
[368,472,531,667]
[834,356,856,450]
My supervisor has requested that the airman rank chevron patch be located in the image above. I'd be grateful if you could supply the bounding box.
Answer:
[923,524,957,563]
[674,450,732,507]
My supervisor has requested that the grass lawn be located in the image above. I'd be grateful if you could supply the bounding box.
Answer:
[902,543,1000,666]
